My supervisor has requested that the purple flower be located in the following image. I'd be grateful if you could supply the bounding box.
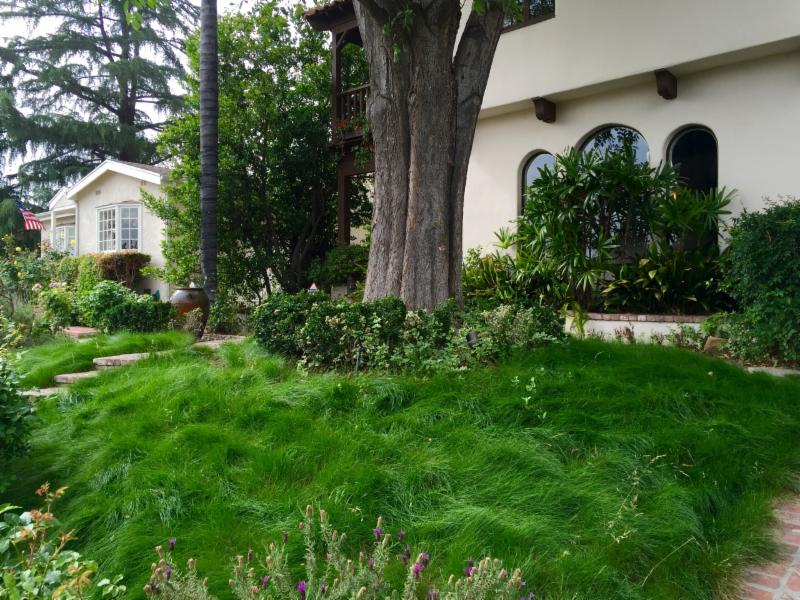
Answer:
[369,558,375,571]
[412,562,424,579]
[247,548,253,563]
[398,529,405,542]
[297,580,307,600]
[465,557,474,576]
[168,538,176,551]
[260,575,270,589]
[420,552,430,566]
[465,566,473,577]
[401,546,411,565]
[374,526,383,540]
[165,565,172,581]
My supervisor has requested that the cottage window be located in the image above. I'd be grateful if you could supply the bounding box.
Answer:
[502,0,555,32]
[669,127,718,193]
[97,204,141,252]
[54,225,77,255]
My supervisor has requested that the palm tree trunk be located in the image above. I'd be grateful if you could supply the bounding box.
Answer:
[199,0,218,301]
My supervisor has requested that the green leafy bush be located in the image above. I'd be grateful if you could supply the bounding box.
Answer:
[308,244,369,291]
[79,281,174,333]
[76,254,104,295]
[207,293,242,334]
[96,251,151,288]
[55,255,81,285]
[0,316,33,474]
[721,199,800,362]
[142,507,526,600]
[0,236,65,317]
[251,292,329,357]
[38,285,78,330]
[0,484,126,599]
[254,293,563,373]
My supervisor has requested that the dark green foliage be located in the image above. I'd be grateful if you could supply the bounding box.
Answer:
[0,0,197,193]
[5,339,800,598]
[78,281,174,333]
[470,147,732,313]
[95,252,151,289]
[206,293,241,334]
[251,291,329,357]
[0,198,41,249]
[308,243,369,291]
[149,2,369,301]
[0,356,32,464]
[721,199,800,362]
[38,286,77,330]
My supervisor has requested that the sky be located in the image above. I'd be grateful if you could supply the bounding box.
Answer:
[0,0,253,180]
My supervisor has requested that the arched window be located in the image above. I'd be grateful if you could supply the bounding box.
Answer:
[581,125,649,164]
[521,152,555,205]
[669,127,718,193]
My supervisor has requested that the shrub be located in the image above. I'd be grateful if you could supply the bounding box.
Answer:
[0,236,64,315]
[142,507,527,600]
[251,292,329,357]
[207,293,242,334]
[79,281,174,333]
[721,198,800,362]
[76,254,103,295]
[55,255,81,285]
[38,285,77,330]
[0,316,33,479]
[298,297,408,371]
[96,251,151,288]
[0,484,126,599]
[308,243,369,291]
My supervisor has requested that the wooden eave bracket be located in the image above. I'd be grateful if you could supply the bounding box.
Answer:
[655,69,678,100]
[532,97,556,123]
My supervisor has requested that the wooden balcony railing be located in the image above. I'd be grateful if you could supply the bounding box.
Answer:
[334,84,369,139]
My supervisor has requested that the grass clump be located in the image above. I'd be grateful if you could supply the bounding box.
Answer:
[4,338,800,599]
[15,331,193,388]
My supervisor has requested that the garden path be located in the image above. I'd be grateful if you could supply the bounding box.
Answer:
[740,501,800,599]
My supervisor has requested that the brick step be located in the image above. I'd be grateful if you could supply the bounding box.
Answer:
[54,371,100,386]
[63,326,98,339]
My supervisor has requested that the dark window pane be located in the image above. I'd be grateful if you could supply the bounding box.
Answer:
[670,128,718,193]
[523,152,555,190]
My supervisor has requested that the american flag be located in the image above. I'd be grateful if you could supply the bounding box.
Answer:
[15,199,45,231]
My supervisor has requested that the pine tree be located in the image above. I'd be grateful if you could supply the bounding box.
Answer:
[0,0,198,193]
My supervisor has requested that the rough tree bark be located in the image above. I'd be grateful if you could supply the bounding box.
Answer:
[354,0,504,310]
[199,0,219,301]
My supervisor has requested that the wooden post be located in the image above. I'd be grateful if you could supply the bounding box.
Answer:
[331,32,342,126]
[337,166,351,245]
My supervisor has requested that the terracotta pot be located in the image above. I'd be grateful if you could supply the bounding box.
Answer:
[169,287,210,337]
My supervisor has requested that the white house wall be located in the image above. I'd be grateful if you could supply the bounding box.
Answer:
[463,49,800,252]
[484,0,800,110]
[72,171,169,298]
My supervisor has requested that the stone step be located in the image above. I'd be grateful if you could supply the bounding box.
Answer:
[194,335,246,349]
[54,370,100,386]
[747,365,800,377]
[63,326,98,339]
[22,387,66,398]
[93,352,155,368]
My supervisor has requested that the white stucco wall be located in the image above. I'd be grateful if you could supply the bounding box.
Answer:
[463,49,800,252]
[71,171,169,298]
[484,0,800,110]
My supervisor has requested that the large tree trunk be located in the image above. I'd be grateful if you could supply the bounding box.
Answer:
[199,0,219,301]
[355,0,504,310]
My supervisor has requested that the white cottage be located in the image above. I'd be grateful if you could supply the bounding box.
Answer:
[39,160,171,298]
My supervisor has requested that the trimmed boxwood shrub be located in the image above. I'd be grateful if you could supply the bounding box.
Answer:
[251,291,329,357]
[79,281,174,333]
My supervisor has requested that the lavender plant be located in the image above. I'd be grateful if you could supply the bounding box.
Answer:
[144,507,530,600]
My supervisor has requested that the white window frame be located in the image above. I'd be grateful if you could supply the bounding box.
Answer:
[96,204,142,252]
[54,224,77,255]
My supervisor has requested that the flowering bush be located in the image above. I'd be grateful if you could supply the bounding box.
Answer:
[0,484,126,599]
[0,236,65,317]
[143,507,529,600]
[0,316,33,472]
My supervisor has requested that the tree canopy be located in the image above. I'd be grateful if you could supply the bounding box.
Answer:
[0,0,197,197]
[147,1,369,302]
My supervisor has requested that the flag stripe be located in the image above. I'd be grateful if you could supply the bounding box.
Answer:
[15,200,45,231]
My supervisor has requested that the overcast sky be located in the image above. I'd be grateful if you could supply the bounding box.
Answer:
[0,0,252,179]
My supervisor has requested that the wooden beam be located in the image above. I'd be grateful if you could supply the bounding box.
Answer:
[336,166,352,246]
[532,97,556,123]
[655,69,678,100]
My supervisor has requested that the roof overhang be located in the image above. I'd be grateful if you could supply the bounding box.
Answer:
[304,0,358,35]
[66,159,165,200]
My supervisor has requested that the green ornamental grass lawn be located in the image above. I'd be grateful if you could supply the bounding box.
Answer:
[6,338,800,599]
[15,331,194,388]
